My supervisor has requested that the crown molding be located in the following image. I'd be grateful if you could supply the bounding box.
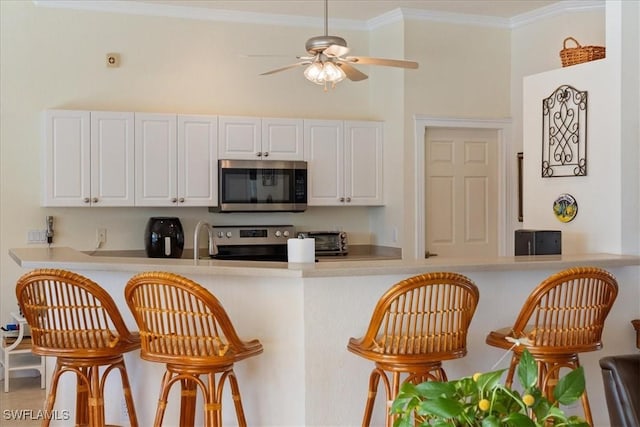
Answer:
[31,0,367,30]
[509,0,605,28]
[33,0,605,31]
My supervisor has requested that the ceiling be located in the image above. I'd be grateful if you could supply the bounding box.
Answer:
[132,0,561,21]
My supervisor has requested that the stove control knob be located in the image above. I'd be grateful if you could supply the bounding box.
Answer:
[226,231,233,238]
[283,230,290,237]
[275,230,282,237]
[217,231,225,238]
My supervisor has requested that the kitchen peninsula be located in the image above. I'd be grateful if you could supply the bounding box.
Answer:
[9,247,640,427]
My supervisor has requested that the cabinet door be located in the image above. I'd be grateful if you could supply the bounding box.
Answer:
[218,116,261,160]
[135,113,177,206]
[262,118,304,160]
[177,115,218,206]
[344,121,384,205]
[304,120,344,206]
[90,112,135,206]
[43,110,91,206]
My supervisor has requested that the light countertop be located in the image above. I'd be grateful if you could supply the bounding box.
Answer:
[9,246,640,278]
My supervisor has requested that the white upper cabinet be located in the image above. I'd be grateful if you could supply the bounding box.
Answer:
[91,112,135,206]
[304,120,383,206]
[344,121,384,205]
[219,116,303,160]
[135,113,218,207]
[177,115,218,206]
[261,118,304,160]
[43,110,134,207]
[135,113,177,206]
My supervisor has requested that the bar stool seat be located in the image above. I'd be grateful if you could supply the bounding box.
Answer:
[16,269,139,427]
[486,266,618,426]
[347,272,479,427]
[124,271,263,427]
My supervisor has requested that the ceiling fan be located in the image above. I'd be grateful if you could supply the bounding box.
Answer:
[260,0,419,90]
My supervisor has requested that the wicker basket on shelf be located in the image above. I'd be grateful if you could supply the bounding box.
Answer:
[560,37,606,67]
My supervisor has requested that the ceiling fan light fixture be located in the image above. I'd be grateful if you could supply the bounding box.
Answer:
[304,61,345,86]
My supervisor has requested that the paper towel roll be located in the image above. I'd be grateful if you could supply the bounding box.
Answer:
[287,238,315,263]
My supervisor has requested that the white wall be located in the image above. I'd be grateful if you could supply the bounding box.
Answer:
[521,0,640,255]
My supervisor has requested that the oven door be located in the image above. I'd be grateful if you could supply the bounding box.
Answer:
[216,159,307,212]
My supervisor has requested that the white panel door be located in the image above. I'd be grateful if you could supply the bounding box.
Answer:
[90,111,135,206]
[262,118,304,160]
[344,121,383,205]
[135,113,177,206]
[43,110,91,206]
[304,120,344,206]
[177,115,218,206]
[425,127,498,257]
[218,116,261,159]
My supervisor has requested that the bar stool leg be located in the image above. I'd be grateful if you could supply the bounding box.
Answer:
[88,365,106,427]
[180,378,197,427]
[76,366,90,426]
[362,369,381,427]
[154,371,173,427]
[116,360,139,427]
[228,370,247,427]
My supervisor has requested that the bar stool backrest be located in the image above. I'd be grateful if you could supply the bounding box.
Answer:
[16,268,138,357]
[357,272,479,360]
[511,266,618,351]
[125,271,260,366]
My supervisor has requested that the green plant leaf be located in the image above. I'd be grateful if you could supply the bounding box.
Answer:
[419,396,465,418]
[517,349,538,389]
[390,395,416,414]
[553,366,585,405]
[393,416,414,427]
[477,369,507,391]
[503,412,537,427]
[481,415,501,427]
[415,380,458,399]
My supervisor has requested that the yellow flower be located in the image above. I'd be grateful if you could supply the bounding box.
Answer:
[522,394,535,407]
[473,372,482,382]
[478,399,490,411]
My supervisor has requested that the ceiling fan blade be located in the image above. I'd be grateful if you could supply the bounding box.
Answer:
[324,44,349,58]
[345,56,419,69]
[337,62,368,81]
[260,62,310,76]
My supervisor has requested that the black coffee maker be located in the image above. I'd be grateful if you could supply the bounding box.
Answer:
[144,217,184,258]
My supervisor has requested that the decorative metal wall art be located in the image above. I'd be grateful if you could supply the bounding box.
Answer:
[542,85,587,177]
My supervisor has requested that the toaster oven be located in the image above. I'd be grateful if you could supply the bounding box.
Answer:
[300,231,348,255]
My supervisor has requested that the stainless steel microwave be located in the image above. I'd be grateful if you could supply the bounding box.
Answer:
[212,159,307,212]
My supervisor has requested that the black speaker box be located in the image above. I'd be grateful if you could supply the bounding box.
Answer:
[514,230,561,256]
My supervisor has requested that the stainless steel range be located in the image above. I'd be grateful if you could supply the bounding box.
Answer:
[211,225,295,261]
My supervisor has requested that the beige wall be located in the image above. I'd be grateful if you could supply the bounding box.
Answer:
[0,1,613,322]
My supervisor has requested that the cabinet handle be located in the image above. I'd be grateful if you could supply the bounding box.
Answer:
[92,197,98,203]
[171,198,177,203]
[256,152,262,157]
[346,197,351,203]
[178,198,185,203]
[263,152,269,157]
[83,198,90,204]
[339,197,345,202]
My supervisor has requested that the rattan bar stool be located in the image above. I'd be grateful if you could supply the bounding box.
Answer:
[347,272,479,427]
[15,269,140,427]
[486,266,618,426]
[124,271,263,427]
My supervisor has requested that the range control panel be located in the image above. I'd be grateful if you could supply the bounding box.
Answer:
[211,225,296,246]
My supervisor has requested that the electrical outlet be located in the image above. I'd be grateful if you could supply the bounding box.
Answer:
[96,228,107,247]
[27,230,48,244]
